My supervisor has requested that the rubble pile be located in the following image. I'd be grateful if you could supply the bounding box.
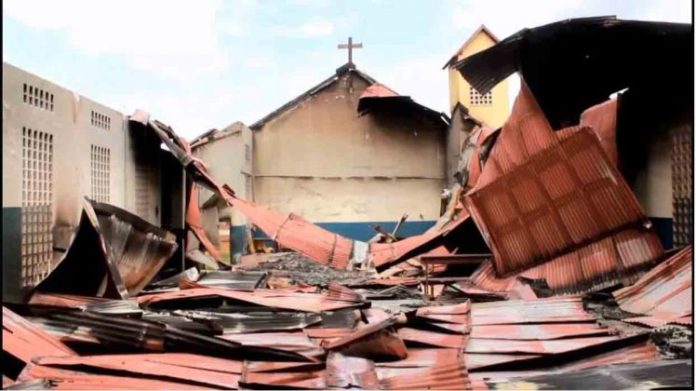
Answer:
[2,16,692,390]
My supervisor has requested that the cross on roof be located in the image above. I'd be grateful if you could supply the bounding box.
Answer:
[338,37,363,65]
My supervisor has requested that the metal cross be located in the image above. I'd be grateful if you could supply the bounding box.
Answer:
[338,37,363,64]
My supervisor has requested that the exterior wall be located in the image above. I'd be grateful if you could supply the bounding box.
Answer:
[448,31,510,129]
[2,62,162,291]
[252,72,447,239]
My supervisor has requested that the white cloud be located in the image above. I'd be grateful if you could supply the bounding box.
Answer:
[4,0,227,80]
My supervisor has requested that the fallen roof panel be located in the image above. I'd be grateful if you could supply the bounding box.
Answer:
[470,323,612,340]
[613,245,692,318]
[2,307,75,363]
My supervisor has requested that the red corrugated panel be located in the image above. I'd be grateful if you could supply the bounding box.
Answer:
[240,361,326,389]
[28,293,109,308]
[379,360,472,390]
[326,281,364,302]
[377,348,459,368]
[467,127,650,277]
[613,246,692,318]
[304,328,354,339]
[3,306,75,363]
[187,183,221,261]
[470,297,595,325]
[466,335,620,354]
[623,315,692,328]
[469,227,663,295]
[470,323,612,340]
[580,98,618,166]
[229,198,354,269]
[219,331,324,358]
[137,287,363,313]
[370,211,470,269]
[20,364,201,390]
[33,354,241,389]
[360,83,399,98]
[326,352,380,389]
[398,327,468,348]
[465,353,542,370]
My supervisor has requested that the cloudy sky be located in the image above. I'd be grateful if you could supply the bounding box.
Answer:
[3,0,691,139]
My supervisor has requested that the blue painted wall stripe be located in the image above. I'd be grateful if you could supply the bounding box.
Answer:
[251,220,436,242]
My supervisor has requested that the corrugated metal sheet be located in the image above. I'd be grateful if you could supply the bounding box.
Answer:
[32,354,242,389]
[321,317,407,360]
[379,360,473,390]
[219,331,324,359]
[398,327,467,348]
[579,98,618,166]
[2,306,75,363]
[469,227,664,295]
[467,126,652,277]
[326,352,380,389]
[470,297,595,325]
[239,361,327,389]
[470,323,612,340]
[138,287,364,313]
[360,83,398,98]
[467,336,621,355]
[613,245,692,318]
[623,315,692,328]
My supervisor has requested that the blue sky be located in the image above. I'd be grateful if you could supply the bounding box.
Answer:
[3,0,691,139]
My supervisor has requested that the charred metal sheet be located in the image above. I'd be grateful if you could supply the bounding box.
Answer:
[2,306,75,363]
[138,287,365,313]
[467,126,654,277]
[183,270,268,291]
[26,309,310,361]
[219,332,324,359]
[356,83,450,127]
[28,292,109,308]
[469,227,664,295]
[180,310,322,334]
[322,317,408,360]
[398,327,467,348]
[485,359,693,390]
[454,17,691,129]
[613,245,692,318]
[35,199,177,299]
[32,354,242,389]
[326,352,380,389]
[623,315,692,328]
[470,323,611,340]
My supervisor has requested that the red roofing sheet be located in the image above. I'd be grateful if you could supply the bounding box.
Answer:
[623,315,692,328]
[466,335,621,355]
[228,197,354,269]
[28,292,109,308]
[470,323,612,340]
[360,83,399,98]
[470,297,595,325]
[465,353,542,370]
[469,227,664,295]
[379,360,473,390]
[398,327,468,348]
[613,245,692,318]
[33,354,242,389]
[137,287,363,313]
[240,362,327,389]
[3,306,75,363]
[467,127,650,277]
[20,364,201,390]
[377,348,460,368]
[580,98,618,166]
[218,331,324,358]
[321,317,408,360]
[187,183,221,261]
[370,211,470,269]
[326,352,380,389]
[326,281,364,302]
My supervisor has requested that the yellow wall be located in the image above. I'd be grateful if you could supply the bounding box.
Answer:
[448,30,510,129]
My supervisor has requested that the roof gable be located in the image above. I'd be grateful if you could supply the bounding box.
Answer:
[443,25,499,69]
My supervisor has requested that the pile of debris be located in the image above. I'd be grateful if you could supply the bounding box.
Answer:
[2,16,692,390]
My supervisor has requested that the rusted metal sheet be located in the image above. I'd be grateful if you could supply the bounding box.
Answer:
[239,361,327,389]
[35,199,177,298]
[138,287,364,313]
[322,317,407,360]
[326,281,363,302]
[31,354,242,389]
[470,323,611,340]
[579,99,618,165]
[469,227,663,295]
[19,363,202,390]
[28,292,109,308]
[326,352,380,389]
[470,297,595,325]
[623,315,692,328]
[379,360,473,390]
[2,306,75,363]
[219,332,323,359]
[672,124,693,247]
[186,183,221,261]
[398,327,467,348]
[465,353,542,370]
[466,335,621,355]
[304,327,354,339]
[613,245,692,318]
[360,83,398,98]
[467,126,652,277]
